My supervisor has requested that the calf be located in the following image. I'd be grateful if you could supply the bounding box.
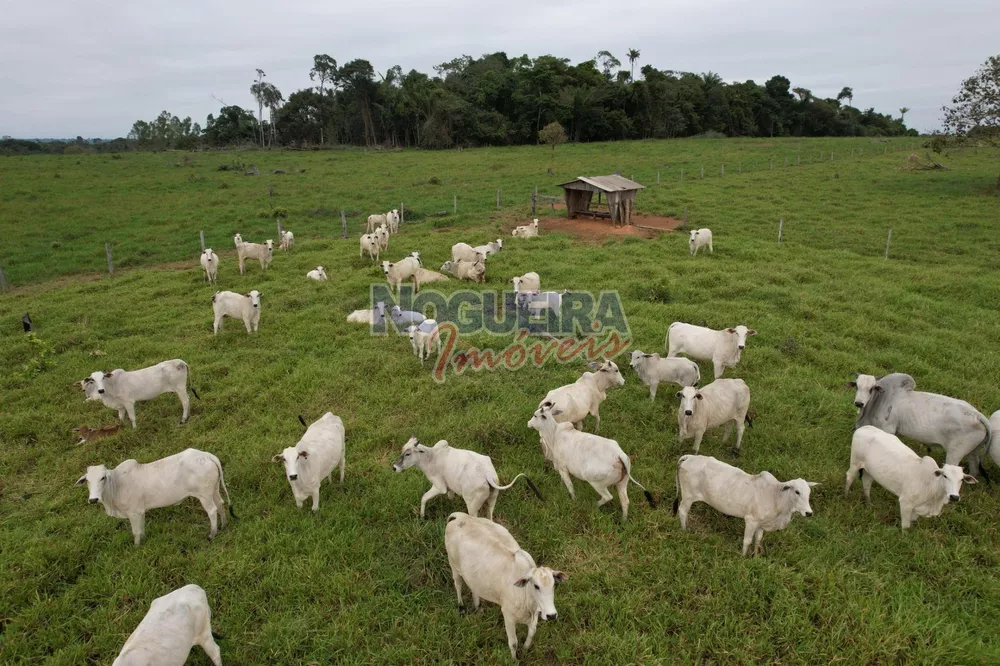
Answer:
[528,404,654,521]
[388,209,400,233]
[212,290,261,335]
[390,304,425,327]
[515,290,562,317]
[393,436,541,519]
[512,219,540,237]
[376,224,390,251]
[200,249,218,284]
[278,229,294,251]
[73,424,123,445]
[80,359,197,429]
[845,425,976,529]
[408,321,442,362]
[629,350,700,400]
[360,234,381,262]
[367,212,388,233]
[112,584,221,666]
[666,322,756,379]
[673,454,816,556]
[537,360,625,456]
[676,380,751,454]
[473,238,503,256]
[306,266,328,281]
[272,412,346,512]
[445,512,566,661]
[76,448,233,545]
[689,228,713,256]
[236,238,273,274]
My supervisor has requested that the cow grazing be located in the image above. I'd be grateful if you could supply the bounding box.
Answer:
[676,380,752,454]
[527,404,654,521]
[212,290,261,335]
[76,448,234,545]
[855,373,994,475]
[629,350,700,400]
[112,584,222,666]
[80,359,198,429]
[666,322,756,379]
[673,454,816,556]
[73,424,123,445]
[393,436,542,519]
[272,412,346,512]
[689,228,713,256]
[200,249,218,284]
[846,425,976,529]
[445,512,566,661]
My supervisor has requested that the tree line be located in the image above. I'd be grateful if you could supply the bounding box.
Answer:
[4,49,919,155]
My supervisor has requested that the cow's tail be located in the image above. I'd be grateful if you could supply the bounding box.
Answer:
[488,473,544,502]
[298,414,308,429]
[619,457,656,509]
[744,412,754,429]
[182,361,200,400]
[212,630,225,641]
[210,455,236,519]
[672,455,690,515]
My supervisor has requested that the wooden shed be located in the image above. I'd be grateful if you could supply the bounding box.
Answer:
[559,175,646,226]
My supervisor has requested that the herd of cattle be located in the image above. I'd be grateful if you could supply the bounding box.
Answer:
[69,212,997,663]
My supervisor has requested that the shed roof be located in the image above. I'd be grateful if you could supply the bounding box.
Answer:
[559,175,646,192]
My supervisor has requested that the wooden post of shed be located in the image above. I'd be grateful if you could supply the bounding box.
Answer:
[105,243,114,276]
[340,210,347,239]
[200,231,205,252]
[797,154,801,166]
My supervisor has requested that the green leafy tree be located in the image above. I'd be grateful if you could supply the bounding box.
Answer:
[250,69,267,147]
[538,121,567,152]
[938,54,1000,194]
[596,50,620,81]
[837,86,854,106]
[309,55,337,144]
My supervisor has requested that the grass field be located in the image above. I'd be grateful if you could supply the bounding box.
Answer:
[1,137,1000,665]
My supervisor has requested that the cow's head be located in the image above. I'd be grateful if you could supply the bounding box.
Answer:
[587,360,625,386]
[440,261,453,273]
[265,239,274,251]
[393,436,426,472]
[689,229,699,244]
[272,447,309,481]
[780,479,818,517]
[233,233,243,245]
[628,350,656,370]
[204,248,214,259]
[846,374,878,410]
[514,563,566,621]
[247,290,261,309]
[726,325,756,351]
[495,238,503,249]
[527,404,563,432]
[76,464,110,504]
[80,371,115,399]
[930,460,976,502]
[676,386,703,417]
[383,261,393,276]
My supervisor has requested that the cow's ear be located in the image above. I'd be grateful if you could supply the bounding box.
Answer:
[695,394,703,400]
[934,469,943,477]
[747,330,757,336]
[513,578,530,588]
[726,328,736,333]
[586,361,600,370]
[298,450,309,459]
[75,475,87,486]
[104,372,114,378]
[872,385,883,393]
[272,454,284,463]
[807,482,820,487]
[846,381,857,388]
[963,474,978,484]
[675,391,683,398]
[781,485,791,491]
[642,353,652,358]
[552,571,568,584]
[550,408,564,416]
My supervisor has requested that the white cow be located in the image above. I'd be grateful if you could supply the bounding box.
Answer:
[388,209,400,233]
[452,242,486,264]
[112,584,222,666]
[272,412,346,512]
[392,436,542,519]
[666,322,756,379]
[212,290,261,335]
[473,238,503,256]
[80,359,197,429]
[383,254,422,295]
[200,249,218,284]
[511,272,541,294]
[76,448,234,545]
[845,425,976,529]
[445,512,566,661]
[360,233,381,262]
[278,229,294,251]
[674,454,816,556]
[441,259,486,283]
[367,212,388,233]
[376,224,390,251]
[628,350,700,400]
[236,238,273,274]
[512,219,540,237]
[847,373,878,410]
[689,228,713,256]
[537,360,625,451]
[306,266,328,281]
[527,404,654,521]
[408,320,442,362]
[676,380,751,454]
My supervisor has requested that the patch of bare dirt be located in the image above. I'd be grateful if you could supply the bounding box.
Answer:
[515,214,682,242]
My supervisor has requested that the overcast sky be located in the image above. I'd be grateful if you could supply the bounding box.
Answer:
[1,0,995,138]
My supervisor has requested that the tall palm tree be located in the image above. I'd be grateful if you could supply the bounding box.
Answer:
[899,106,910,123]
[627,48,640,80]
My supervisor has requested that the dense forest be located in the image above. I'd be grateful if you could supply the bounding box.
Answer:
[2,50,917,154]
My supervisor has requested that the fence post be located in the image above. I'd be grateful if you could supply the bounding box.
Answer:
[105,243,114,276]
[531,192,536,216]
[682,207,688,230]
[770,158,773,170]
[778,217,784,244]
[276,219,282,238]
[657,170,660,184]
[680,168,683,182]
[453,194,457,214]
[884,145,888,155]
[341,210,347,239]
[721,164,725,176]
[701,166,704,179]
[497,188,501,210]
[797,154,801,166]
[739,162,742,175]
[785,156,788,168]
[199,230,205,252]
[0,263,8,293]
[885,229,892,258]
[400,202,404,225]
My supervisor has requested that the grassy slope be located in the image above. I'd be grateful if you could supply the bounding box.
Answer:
[1,138,999,665]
